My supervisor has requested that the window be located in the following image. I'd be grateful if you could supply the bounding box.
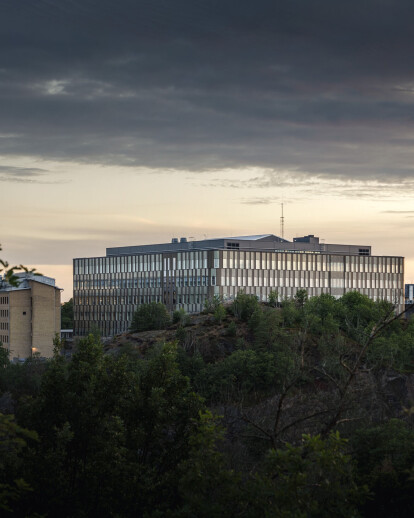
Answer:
[359,248,369,256]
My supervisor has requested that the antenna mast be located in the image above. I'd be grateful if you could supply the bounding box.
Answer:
[280,203,285,239]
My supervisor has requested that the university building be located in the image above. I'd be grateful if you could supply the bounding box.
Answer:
[0,273,61,359]
[73,234,404,338]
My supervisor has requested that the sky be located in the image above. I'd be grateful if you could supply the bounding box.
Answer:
[1,0,414,302]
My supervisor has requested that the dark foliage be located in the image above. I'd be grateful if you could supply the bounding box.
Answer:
[130,302,171,332]
[61,298,74,329]
[1,291,414,516]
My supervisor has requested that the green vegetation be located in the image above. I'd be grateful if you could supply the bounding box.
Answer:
[203,294,223,313]
[173,307,190,327]
[0,244,41,288]
[1,290,414,516]
[129,301,171,332]
[60,298,73,329]
[214,303,226,323]
[231,290,260,321]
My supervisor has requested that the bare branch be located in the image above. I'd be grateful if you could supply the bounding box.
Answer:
[313,368,344,396]
[321,301,414,437]
[240,412,274,446]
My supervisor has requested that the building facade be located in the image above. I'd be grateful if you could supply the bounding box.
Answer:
[405,284,414,305]
[0,273,61,359]
[73,234,404,338]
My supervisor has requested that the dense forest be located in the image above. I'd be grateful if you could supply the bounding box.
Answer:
[1,290,414,517]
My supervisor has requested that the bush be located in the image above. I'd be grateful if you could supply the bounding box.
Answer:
[196,349,284,402]
[231,291,259,322]
[214,304,226,324]
[268,290,279,307]
[227,321,237,337]
[173,308,190,327]
[175,326,187,344]
[130,302,170,332]
[204,295,223,314]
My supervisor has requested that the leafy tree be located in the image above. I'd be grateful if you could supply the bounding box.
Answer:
[366,318,414,372]
[0,413,38,514]
[337,291,394,342]
[175,411,243,517]
[60,298,73,329]
[1,288,413,517]
[13,337,214,517]
[0,244,41,288]
[232,291,259,321]
[294,288,308,310]
[130,302,170,332]
[226,320,237,337]
[249,432,367,518]
[173,307,190,327]
[203,295,223,314]
[195,349,288,403]
[280,298,299,327]
[304,293,339,336]
[352,420,414,518]
[268,289,279,307]
[214,304,226,324]
[0,344,10,369]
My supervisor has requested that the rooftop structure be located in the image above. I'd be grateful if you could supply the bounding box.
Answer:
[74,233,404,338]
[105,233,371,257]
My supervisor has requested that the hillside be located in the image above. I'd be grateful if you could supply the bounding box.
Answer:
[1,291,414,517]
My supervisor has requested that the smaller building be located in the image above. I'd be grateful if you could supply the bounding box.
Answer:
[0,273,61,360]
[405,284,414,319]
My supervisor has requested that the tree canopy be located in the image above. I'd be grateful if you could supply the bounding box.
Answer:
[1,290,414,516]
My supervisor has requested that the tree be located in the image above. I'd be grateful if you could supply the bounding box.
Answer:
[0,413,38,513]
[214,304,226,324]
[352,419,414,518]
[294,288,308,310]
[249,432,367,517]
[232,291,259,321]
[173,307,190,327]
[61,298,73,329]
[203,295,223,314]
[129,302,170,332]
[0,244,40,288]
[175,411,243,517]
[268,290,279,307]
[13,337,215,517]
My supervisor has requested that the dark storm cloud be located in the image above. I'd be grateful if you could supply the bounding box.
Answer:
[2,0,414,180]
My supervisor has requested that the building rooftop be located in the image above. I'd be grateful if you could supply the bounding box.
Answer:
[0,272,60,292]
[222,234,289,241]
[101,233,375,258]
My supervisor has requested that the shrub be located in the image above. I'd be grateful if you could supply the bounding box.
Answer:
[130,302,170,332]
[268,290,279,307]
[227,321,237,337]
[214,304,226,324]
[175,326,187,344]
[204,295,223,314]
[173,308,190,327]
[231,291,259,321]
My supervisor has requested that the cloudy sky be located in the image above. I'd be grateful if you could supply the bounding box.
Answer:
[1,0,414,301]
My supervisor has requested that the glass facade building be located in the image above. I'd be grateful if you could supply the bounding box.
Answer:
[73,234,404,337]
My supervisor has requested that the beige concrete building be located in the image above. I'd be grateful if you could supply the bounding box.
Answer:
[73,234,404,338]
[0,273,61,359]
